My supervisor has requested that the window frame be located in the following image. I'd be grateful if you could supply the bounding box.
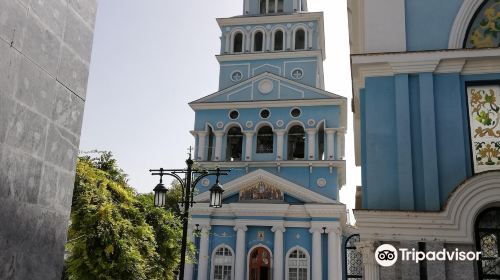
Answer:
[285,246,310,280]
[211,245,235,280]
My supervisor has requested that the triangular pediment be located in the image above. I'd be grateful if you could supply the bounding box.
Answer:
[190,72,344,104]
[194,169,336,204]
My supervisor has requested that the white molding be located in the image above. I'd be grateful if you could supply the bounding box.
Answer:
[196,159,346,170]
[216,50,322,62]
[190,99,347,110]
[354,171,500,243]
[448,0,484,49]
[217,12,323,28]
[194,169,338,204]
[252,63,282,76]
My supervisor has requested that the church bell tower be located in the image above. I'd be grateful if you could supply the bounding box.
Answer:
[187,0,348,279]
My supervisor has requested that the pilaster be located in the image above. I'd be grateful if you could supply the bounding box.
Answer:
[275,129,286,160]
[272,225,286,280]
[234,224,248,280]
[326,226,342,280]
[214,131,225,161]
[309,226,323,280]
[357,240,379,280]
[197,131,208,161]
[306,128,317,160]
[197,224,212,280]
[244,131,254,161]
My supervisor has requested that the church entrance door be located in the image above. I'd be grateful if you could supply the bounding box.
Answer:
[249,247,271,280]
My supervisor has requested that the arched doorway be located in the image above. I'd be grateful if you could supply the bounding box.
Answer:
[475,207,500,279]
[249,247,271,280]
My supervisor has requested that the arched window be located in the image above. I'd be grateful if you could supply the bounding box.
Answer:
[274,30,284,51]
[317,122,325,160]
[233,32,243,53]
[475,208,500,279]
[287,248,309,280]
[256,126,274,154]
[260,0,266,14]
[207,126,215,161]
[212,246,234,280]
[287,125,305,160]
[226,126,243,161]
[277,0,284,12]
[254,31,264,52]
[295,29,306,50]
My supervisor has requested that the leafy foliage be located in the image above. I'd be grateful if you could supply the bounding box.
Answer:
[65,152,184,280]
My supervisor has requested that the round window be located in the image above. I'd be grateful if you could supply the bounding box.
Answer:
[260,109,270,119]
[229,110,239,120]
[290,108,301,118]
[291,68,304,80]
[231,71,243,82]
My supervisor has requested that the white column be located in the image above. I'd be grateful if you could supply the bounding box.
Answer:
[286,30,292,50]
[358,241,379,280]
[197,225,211,280]
[325,128,335,160]
[214,131,224,161]
[327,226,342,280]
[184,227,195,280]
[197,131,208,161]
[338,128,345,159]
[234,225,248,280]
[225,32,231,53]
[310,227,322,280]
[275,130,286,160]
[306,128,317,160]
[272,225,285,280]
[244,132,254,161]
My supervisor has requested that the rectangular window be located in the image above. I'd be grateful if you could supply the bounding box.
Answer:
[467,84,500,174]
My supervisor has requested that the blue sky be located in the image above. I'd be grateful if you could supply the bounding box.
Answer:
[80,0,359,212]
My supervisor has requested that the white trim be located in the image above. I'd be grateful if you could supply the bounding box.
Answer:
[290,107,302,118]
[259,108,271,120]
[210,244,235,280]
[191,99,347,110]
[251,27,267,52]
[285,246,310,280]
[290,68,304,80]
[354,171,500,243]
[448,0,484,49]
[216,50,322,62]
[230,70,244,82]
[292,24,309,51]
[228,109,240,120]
[271,26,287,51]
[252,63,282,76]
[217,13,323,27]
[223,121,244,133]
[254,120,274,132]
[230,29,246,54]
[194,169,337,204]
[246,244,273,280]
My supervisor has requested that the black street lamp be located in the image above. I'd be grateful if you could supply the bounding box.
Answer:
[149,149,229,280]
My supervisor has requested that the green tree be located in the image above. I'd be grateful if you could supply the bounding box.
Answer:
[65,152,184,280]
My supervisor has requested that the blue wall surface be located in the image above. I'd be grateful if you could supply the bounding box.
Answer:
[360,72,500,210]
[404,0,463,51]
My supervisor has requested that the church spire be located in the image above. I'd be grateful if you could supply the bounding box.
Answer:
[243,0,307,15]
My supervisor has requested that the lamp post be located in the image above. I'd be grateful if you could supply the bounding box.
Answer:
[149,149,229,280]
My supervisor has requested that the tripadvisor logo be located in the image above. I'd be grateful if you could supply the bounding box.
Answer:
[375,244,482,267]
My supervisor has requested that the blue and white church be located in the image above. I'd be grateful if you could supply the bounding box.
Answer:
[186,1,348,280]
[348,0,500,279]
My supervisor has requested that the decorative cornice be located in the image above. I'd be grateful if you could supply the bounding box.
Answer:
[217,12,324,27]
[196,160,345,169]
[216,50,322,62]
[354,172,500,244]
